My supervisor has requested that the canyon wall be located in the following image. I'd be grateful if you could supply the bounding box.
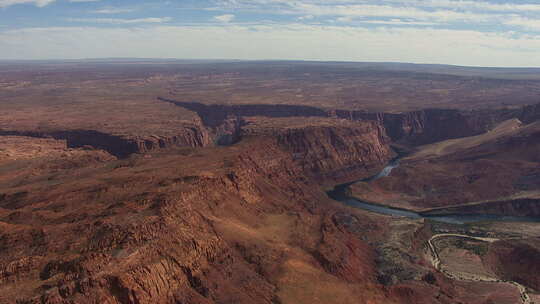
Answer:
[514,103,540,124]
[161,97,540,148]
[132,125,212,154]
[0,121,398,304]
[6,99,534,159]
[157,98,328,127]
[332,108,503,144]
[331,103,540,145]
[0,125,212,158]
[275,122,393,183]
[0,130,140,158]
[5,99,537,303]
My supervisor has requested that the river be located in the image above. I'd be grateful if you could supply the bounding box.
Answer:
[327,158,540,225]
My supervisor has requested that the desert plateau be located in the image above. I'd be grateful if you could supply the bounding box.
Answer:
[0,60,538,304]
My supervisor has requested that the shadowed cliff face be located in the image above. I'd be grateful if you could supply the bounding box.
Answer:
[157,98,328,127]
[337,103,540,145]
[0,130,140,158]
[333,108,504,145]
[161,97,540,148]
[510,103,540,124]
[5,98,533,161]
[0,126,211,158]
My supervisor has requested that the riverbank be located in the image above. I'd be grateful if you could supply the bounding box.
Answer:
[327,159,540,225]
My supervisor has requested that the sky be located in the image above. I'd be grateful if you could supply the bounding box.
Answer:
[1,0,540,66]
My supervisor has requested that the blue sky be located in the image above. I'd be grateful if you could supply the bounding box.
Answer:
[1,0,540,66]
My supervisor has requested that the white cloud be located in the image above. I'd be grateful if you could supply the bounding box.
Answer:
[0,0,101,8]
[336,16,353,23]
[290,4,497,23]
[0,0,54,8]
[403,0,540,12]
[297,15,314,20]
[218,0,540,13]
[504,16,540,31]
[213,1,540,26]
[67,17,172,24]
[1,24,540,67]
[214,14,235,22]
[92,7,135,14]
[359,19,437,26]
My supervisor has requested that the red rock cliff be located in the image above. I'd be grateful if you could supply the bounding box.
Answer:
[275,121,394,182]
[333,108,501,145]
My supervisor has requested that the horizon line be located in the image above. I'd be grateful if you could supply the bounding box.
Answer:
[2,58,540,69]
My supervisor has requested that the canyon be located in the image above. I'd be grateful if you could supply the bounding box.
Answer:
[1,60,540,304]
[0,119,399,304]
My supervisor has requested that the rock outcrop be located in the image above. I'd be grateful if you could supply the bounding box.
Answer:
[133,125,212,153]
[275,122,393,182]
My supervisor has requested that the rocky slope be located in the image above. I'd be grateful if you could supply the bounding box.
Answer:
[485,239,540,291]
[0,120,400,304]
[2,114,533,303]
